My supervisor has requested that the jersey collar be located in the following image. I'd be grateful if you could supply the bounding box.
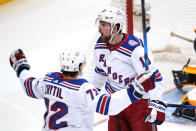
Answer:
[106,33,129,51]
[56,73,74,81]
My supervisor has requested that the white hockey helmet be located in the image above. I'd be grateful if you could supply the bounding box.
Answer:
[97,7,125,31]
[60,49,86,72]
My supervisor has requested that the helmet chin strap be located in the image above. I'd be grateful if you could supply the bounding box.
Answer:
[109,24,121,43]
[78,65,84,78]
[78,73,82,78]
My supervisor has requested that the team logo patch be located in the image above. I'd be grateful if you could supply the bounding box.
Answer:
[128,40,138,46]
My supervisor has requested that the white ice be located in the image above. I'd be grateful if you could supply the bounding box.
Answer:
[0,0,195,131]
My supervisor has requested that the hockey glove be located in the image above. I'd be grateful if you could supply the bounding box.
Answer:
[145,100,167,125]
[9,49,30,77]
[137,70,156,92]
[127,78,145,103]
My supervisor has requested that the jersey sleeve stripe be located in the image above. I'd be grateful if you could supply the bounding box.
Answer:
[116,46,132,57]
[24,77,37,98]
[96,95,103,112]
[105,82,116,94]
[95,66,108,76]
[116,49,131,57]
[44,76,53,81]
[95,43,107,47]
[43,79,81,91]
[95,43,108,49]
[119,47,132,55]
[59,81,81,91]
[154,69,163,82]
[103,95,111,115]
[60,82,80,89]
[96,94,111,115]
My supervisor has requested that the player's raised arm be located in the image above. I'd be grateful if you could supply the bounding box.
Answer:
[9,49,44,99]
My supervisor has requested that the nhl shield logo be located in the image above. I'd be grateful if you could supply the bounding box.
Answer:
[128,40,138,46]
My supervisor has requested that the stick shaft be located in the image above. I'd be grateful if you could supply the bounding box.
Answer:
[141,0,148,71]
[167,104,196,109]
[171,32,193,43]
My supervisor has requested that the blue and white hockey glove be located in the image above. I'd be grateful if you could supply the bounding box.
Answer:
[127,70,156,103]
[145,100,167,125]
[127,78,145,103]
[9,49,30,77]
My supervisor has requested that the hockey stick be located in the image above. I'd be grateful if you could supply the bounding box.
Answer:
[171,32,193,43]
[182,58,190,70]
[141,2,156,130]
[167,103,196,109]
[171,32,196,52]
[141,0,149,71]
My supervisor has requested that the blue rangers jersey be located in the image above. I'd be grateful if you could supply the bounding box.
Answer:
[91,33,164,100]
[19,70,139,131]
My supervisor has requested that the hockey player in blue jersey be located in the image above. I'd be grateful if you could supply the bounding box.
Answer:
[9,48,154,131]
[91,7,167,131]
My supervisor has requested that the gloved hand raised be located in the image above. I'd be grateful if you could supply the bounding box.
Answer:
[9,49,30,77]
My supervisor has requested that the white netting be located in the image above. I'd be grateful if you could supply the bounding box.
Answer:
[83,33,100,80]
[110,0,196,64]
[147,0,196,63]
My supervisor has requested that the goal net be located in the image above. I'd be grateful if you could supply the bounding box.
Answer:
[111,0,196,64]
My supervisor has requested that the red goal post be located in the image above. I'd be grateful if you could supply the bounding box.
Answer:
[126,0,133,34]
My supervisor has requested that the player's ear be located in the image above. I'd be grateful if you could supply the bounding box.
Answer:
[112,24,118,33]
[79,63,83,74]
[112,24,121,34]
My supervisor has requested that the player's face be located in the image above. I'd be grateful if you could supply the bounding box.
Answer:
[98,21,111,43]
